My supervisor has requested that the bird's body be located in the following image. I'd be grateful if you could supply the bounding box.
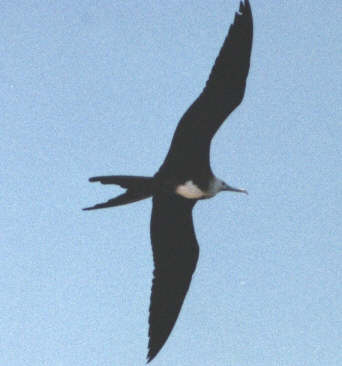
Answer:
[84,0,253,362]
[176,179,213,199]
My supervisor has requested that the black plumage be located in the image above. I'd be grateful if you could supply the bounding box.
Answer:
[84,0,253,362]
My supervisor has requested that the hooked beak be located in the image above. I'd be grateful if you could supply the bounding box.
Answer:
[223,184,248,195]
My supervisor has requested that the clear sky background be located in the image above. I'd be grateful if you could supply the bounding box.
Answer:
[1,1,341,365]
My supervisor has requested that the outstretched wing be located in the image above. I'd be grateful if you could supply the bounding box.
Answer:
[159,0,253,177]
[148,193,199,362]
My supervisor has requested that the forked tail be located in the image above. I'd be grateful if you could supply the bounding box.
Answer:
[83,175,154,211]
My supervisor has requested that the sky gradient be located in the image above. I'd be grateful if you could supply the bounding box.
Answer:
[1,1,341,365]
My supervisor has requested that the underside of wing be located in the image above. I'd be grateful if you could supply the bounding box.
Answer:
[148,193,199,362]
[159,0,253,176]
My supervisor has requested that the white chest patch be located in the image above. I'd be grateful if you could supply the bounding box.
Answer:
[175,180,206,199]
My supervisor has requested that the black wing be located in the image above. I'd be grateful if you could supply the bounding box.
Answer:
[158,0,253,178]
[148,193,199,362]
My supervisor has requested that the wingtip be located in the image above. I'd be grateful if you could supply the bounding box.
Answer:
[146,337,164,364]
[146,350,154,364]
[233,0,253,33]
[238,0,251,15]
[243,0,252,14]
[146,340,161,363]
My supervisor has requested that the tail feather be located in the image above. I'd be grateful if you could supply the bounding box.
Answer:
[89,175,153,190]
[84,175,154,210]
[83,191,150,211]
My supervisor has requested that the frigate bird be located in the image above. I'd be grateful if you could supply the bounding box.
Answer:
[84,0,253,362]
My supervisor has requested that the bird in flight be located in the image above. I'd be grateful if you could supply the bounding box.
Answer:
[84,0,253,362]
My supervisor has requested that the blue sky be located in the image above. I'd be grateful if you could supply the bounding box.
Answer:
[1,1,341,365]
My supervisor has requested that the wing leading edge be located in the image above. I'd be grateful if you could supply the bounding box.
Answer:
[159,0,253,177]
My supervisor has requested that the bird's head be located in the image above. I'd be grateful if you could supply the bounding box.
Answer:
[217,179,248,195]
